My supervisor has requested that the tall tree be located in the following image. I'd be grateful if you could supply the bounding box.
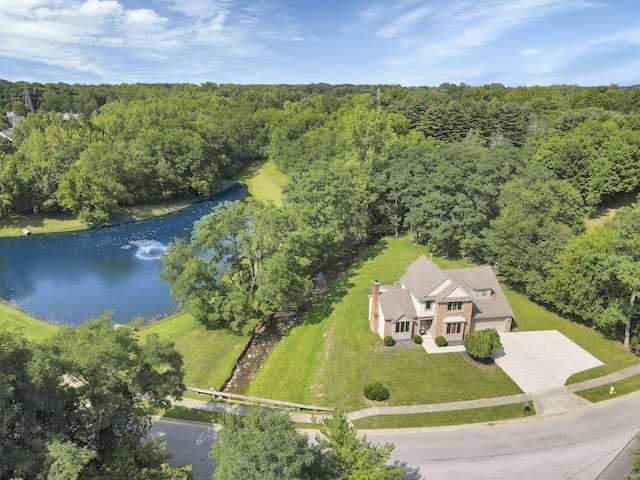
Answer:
[315,410,406,480]
[487,177,585,290]
[210,408,332,480]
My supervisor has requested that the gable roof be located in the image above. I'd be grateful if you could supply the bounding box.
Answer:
[400,255,447,300]
[378,286,417,322]
[383,255,513,321]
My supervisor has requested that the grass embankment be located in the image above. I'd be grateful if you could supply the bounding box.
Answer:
[585,193,637,230]
[0,303,58,341]
[139,312,255,396]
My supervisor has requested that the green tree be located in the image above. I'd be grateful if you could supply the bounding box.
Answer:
[0,332,69,479]
[463,328,502,359]
[45,440,96,480]
[162,199,313,331]
[316,410,406,480]
[40,315,185,473]
[487,177,585,290]
[210,408,332,480]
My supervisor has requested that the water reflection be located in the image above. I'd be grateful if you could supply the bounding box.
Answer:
[0,184,247,325]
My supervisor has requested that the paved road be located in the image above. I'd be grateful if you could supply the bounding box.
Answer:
[151,418,218,480]
[155,392,640,480]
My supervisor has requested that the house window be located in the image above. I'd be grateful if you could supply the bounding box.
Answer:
[446,323,462,335]
[395,321,410,334]
[425,300,432,309]
[476,289,491,298]
[447,301,463,311]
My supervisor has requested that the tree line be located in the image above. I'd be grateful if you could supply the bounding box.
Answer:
[163,83,640,347]
[2,79,640,343]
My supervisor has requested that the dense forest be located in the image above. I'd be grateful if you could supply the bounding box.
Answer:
[2,79,640,347]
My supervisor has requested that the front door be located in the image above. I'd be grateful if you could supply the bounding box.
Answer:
[419,319,432,335]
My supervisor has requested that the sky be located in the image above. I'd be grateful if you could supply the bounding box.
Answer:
[0,0,639,87]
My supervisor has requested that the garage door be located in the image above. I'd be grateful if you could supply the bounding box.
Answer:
[471,318,506,332]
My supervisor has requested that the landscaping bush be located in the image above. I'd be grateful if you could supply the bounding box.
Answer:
[413,334,423,344]
[463,328,502,359]
[384,335,395,346]
[435,336,448,347]
[364,382,390,401]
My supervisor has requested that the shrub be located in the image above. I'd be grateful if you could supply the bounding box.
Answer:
[463,328,503,359]
[413,334,423,344]
[384,335,395,346]
[435,336,448,347]
[364,382,390,401]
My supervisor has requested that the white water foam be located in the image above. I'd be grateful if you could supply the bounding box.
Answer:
[132,240,167,260]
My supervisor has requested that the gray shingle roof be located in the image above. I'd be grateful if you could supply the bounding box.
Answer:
[379,256,513,322]
[378,287,417,321]
[400,255,447,300]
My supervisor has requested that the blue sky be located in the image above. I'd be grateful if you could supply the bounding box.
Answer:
[0,0,639,86]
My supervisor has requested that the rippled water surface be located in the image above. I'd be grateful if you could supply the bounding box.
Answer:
[0,184,247,324]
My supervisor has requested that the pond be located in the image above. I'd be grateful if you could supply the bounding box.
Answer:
[0,184,247,325]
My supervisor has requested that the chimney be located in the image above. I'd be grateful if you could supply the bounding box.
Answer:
[370,280,380,333]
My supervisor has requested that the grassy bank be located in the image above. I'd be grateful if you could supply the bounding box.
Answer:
[139,312,255,393]
[0,303,59,341]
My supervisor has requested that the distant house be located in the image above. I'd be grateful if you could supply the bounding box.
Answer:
[6,111,25,127]
[62,112,82,121]
[369,255,513,344]
[0,128,12,141]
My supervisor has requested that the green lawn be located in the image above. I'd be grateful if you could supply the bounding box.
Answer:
[139,312,255,392]
[586,193,637,230]
[576,374,640,402]
[249,236,522,411]
[237,159,287,206]
[249,235,640,412]
[0,303,59,341]
[353,403,536,430]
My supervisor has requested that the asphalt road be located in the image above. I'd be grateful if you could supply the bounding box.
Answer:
[152,392,640,480]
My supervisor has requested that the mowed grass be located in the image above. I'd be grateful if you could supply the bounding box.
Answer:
[576,374,640,402]
[586,193,637,230]
[0,303,59,341]
[139,312,255,392]
[237,159,287,206]
[248,236,522,411]
[504,288,639,383]
[353,403,536,430]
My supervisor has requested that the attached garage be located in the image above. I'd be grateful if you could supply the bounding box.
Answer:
[471,317,509,332]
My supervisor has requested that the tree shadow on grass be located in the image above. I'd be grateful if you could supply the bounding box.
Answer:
[299,239,388,327]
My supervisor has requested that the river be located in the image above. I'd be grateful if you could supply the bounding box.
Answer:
[0,184,247,325]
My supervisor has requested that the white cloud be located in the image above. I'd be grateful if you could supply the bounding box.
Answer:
[520,49,541,55]
[78,0,123,18]
[376,5,433,39]
[124,8,169,28]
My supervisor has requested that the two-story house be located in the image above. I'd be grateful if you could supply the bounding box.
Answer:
[369,255,513,344]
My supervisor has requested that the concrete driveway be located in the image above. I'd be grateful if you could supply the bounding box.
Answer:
[492,330,603,393]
